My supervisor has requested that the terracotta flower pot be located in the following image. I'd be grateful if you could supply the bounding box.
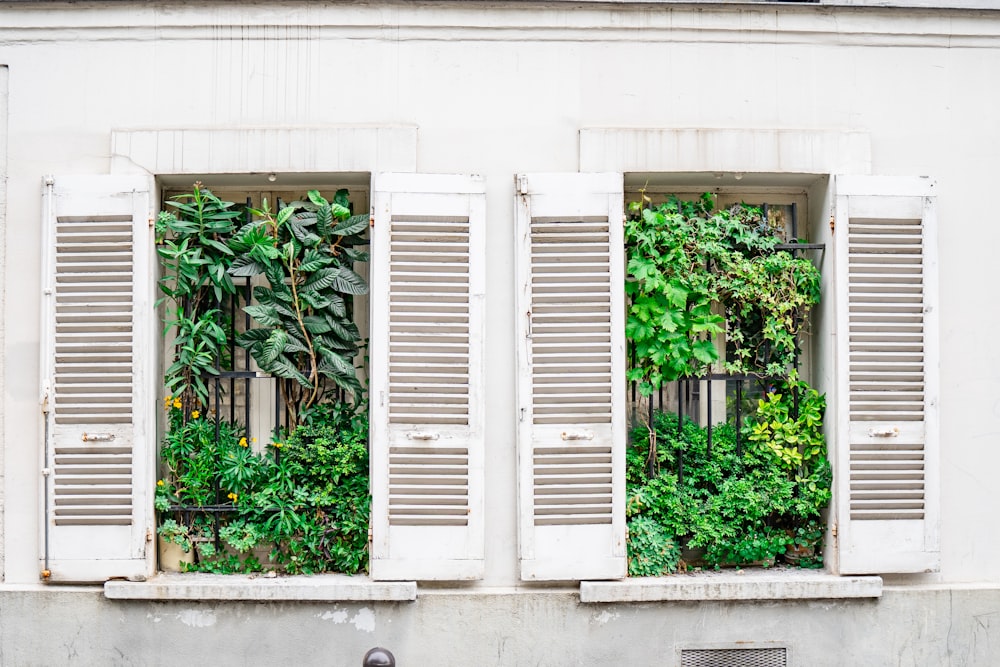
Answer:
[158,535,195,572]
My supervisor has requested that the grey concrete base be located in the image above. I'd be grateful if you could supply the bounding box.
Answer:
[104,573,417,601]
[2,585,999,666]
[582,569,882,602]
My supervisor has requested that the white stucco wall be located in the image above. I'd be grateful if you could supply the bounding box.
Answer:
[1,1,999,592]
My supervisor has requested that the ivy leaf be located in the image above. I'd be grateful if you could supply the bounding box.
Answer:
[691,339,719,365]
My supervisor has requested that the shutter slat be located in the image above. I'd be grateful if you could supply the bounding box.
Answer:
[516,173,626,581]
[835,175,939,575]
[41,174,153,582]
[370,173,485,580]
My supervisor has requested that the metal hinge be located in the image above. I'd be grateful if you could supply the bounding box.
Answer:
[829,215,836,234]
[517,175,528,195]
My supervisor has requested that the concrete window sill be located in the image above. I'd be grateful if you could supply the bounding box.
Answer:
[104,573,416,602]
[581,569,882,602]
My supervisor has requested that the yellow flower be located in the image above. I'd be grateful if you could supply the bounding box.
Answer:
[274,442,283,449]
[239,437,248,447]
[252,437,257,443]
[156,479,165,487]
[227,492,238,501]
[191,410,200,419]
[172,399,182,409]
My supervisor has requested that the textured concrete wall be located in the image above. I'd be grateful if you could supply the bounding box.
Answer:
[1,586,999,666]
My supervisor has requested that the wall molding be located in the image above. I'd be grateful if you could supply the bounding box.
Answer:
[111,126,418,176]
[579,128,871,176]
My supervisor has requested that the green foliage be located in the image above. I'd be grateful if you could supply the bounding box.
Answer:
[156,401,370,575]
[626,382,830,573]
[747,380,825,473]
[627,516,682,577]
[157,519,192,552]
[229,189,369,420]
[156,184,242,409]
[624,194,821,394]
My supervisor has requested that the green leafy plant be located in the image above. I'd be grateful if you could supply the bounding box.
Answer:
[627,516,682,577]
[625,194,821,392]
[155,400,370,575]
[157,519,192,553]
[625,397,829,573]
[228,190,369,422]
[156,184,242,408]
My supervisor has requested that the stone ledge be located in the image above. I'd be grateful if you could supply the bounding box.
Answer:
[104,573,416,602]
[580,569,882,602]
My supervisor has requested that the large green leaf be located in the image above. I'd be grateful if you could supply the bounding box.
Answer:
[244,304,281,328]
[260,329,288,366]
[332,214,369,237]
[332,266,369,295]
[303,268,337,291]
[302,315,333,335]
[299,249,333,272]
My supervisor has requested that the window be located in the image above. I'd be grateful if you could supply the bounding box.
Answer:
[512,172,940,580]
[39,172,488,583]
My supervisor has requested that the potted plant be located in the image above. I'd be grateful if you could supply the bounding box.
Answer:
[156,519,194,572]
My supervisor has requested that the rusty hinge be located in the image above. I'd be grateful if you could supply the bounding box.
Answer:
[829,215,836,234]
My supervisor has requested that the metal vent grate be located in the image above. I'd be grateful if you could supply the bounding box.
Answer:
[681,647,787,667]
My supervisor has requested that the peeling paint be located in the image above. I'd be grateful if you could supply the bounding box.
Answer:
[319,609,349,623]
[176,609,217,628]
[352,608,375,633]
[592,610,619,625]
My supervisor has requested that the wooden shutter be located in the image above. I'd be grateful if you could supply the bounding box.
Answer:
[833,175,939,574]
[40,174,155,582]
[514,173,626,581]
[369,173,485,580]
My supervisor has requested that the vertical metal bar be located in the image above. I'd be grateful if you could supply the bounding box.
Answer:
[630,343,636,405]
[791,201,798,241]
[244,200,253,437]
[212,299,222,550]
[677,378,683,485]
[229,289,236,425]
[736,380,743,458]
[647,388,655,479]
[706,376,712,459]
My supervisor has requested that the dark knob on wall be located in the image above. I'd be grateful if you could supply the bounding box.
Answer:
[363,647,396,667]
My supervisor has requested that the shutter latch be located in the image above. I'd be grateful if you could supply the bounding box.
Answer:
[81,432,115,442]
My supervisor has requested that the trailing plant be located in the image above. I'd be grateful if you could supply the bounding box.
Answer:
[156,184,242,408]
[624,193,821,479]
[228,190,370,421]
[625,194,821,391]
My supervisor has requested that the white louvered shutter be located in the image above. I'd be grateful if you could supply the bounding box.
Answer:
[40,175,155,582]
[514,173,626,581]
[833,175,939,574]
[369,173,485,580]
